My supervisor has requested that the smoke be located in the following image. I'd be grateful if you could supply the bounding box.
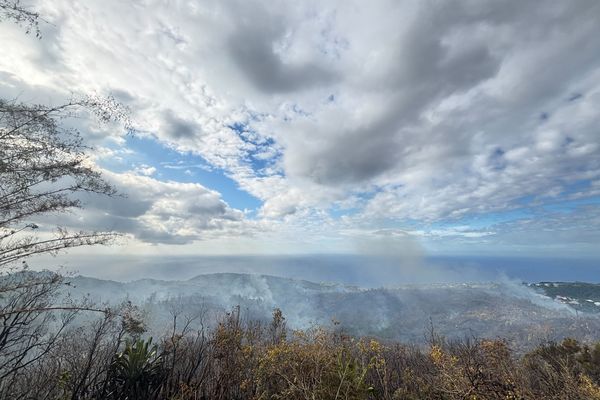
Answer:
[349,229,488,286]
[493,274,576,313]
[56,271,599,348]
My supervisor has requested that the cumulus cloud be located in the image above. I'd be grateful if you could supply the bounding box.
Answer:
[37,169,261,245]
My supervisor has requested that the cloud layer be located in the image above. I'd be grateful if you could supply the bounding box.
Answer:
[1,0,599,255]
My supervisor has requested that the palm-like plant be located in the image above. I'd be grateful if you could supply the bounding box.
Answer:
[110,338,164,399]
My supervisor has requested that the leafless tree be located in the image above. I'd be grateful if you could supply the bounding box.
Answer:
[3,3,152,397]
[0,97,132,269]
[0,0,43,37]
[0,95,132,385]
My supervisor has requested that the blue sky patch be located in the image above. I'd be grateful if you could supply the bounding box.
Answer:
[101,135,262,212]
[227,122,282,176]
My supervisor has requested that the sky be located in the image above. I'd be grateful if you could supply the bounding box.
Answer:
[1,0,600,262]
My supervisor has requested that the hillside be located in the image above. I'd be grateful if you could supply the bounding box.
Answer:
[530,281,600,313]
[63,273,600,348]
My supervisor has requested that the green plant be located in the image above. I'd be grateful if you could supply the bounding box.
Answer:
[110,338,163,400]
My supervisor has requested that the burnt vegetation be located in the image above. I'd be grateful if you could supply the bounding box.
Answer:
[2,302,600,399]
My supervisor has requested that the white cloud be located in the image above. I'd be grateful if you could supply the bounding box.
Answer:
[36,169,265,245]
[133,164,157,176]
[2,0,600,253]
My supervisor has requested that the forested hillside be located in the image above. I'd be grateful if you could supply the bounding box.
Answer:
[61,273,600,347]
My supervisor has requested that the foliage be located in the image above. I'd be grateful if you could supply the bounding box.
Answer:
[255,329,375,400]
[109,338,164,400]
[2,305,600,400]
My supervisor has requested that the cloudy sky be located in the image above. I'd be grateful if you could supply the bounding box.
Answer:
[2,0,600,259]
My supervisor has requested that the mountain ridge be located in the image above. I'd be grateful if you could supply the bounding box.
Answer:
[52,272,600,348]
